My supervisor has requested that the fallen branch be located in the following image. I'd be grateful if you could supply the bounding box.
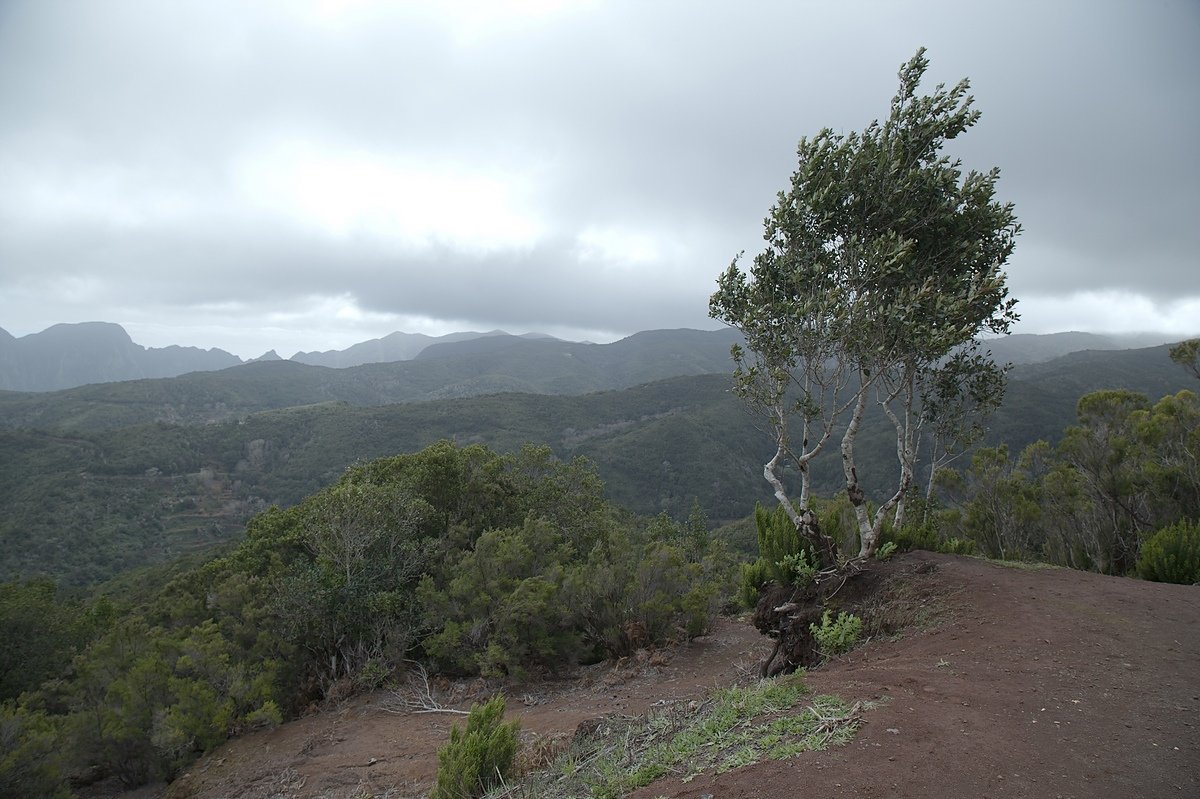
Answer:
[809,700,863,737]
[382,661,469,716]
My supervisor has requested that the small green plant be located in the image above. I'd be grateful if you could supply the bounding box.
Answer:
[432,695,520,799]
[939,537,976,556]
[352,658,391,691]
[737,559,772,608]
[778,549,817,587]
[809,611,863,656]
[1137,519,1200,585]
[755,502,803,584]
[875,541,898,561]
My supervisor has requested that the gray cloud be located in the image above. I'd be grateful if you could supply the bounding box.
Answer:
[1,0,1197,358]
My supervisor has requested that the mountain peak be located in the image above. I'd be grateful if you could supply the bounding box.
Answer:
[0,322,241,391]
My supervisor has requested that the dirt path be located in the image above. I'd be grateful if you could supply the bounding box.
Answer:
[635,552,1200,799]
[164,616,765,799]
[161,552,1200,799]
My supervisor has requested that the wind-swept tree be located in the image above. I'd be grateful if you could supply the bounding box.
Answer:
[1169,339,1200,381]
[711,48,1019,562]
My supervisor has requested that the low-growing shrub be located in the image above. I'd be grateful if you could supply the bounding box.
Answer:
[940,537,976,556]
[755,503,804,585]
[737,559,772,609]
[1137,520,1200,585]
[809,611,863,656]
[431,695,519,799]
[778,549,817,587]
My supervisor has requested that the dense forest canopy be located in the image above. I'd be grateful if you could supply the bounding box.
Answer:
[0,441,733,795]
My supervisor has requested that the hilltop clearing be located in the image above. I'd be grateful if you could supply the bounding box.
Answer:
[112,552,1198,799]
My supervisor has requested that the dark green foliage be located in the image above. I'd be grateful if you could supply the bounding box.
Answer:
[421,507,731,675]
[755,503,804,585]
[0,579,107,701]
[2,345,1194,589]
[1169,339,1200,381]
[0,702,72,799]
[933,388,1200,573]
[0,440,735,792]
[431,695,519,799]
[737,559,772,609]
[52,614,281,786]
[1137,520,1200,584]
[0,375,779,588]
[814,493,860,556]
[419,519,585,677]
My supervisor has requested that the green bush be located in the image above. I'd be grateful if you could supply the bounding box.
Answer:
[737,559,772,609]
[1137,520,1200,584]
[0,702,72,799]
[815,493,859,555]
[431,695,520,799]
[809,611,863,656]
[777,549,817,587]
[755,503,804,585]
[940,537,976,556]
[884,519,940,553]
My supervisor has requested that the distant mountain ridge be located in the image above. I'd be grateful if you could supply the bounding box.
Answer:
[2,321,1192,393]
[290,330,532,368]
[981,331,1186,365]
[2,342,1195,587]
[0,323,567,391]
[0,328,746,430]
[0,322,242,392]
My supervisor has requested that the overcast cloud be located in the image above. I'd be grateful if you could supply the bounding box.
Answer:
[1,0,1197,359]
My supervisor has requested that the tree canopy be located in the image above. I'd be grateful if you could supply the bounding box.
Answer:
[711,48,1019,561]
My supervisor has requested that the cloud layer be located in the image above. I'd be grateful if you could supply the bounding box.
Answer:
[2,0,1197,358]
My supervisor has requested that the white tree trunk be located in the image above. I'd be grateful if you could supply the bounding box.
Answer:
[840,383,877,557]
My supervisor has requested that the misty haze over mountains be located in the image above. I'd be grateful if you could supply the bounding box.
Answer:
[0,323,560,392]
[0,321,1191,393]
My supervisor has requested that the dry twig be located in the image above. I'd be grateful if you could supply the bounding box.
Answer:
[382,661,469,715]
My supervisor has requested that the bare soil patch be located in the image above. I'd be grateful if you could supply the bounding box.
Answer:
[136,551,1197,798]
[634,552,1200,799]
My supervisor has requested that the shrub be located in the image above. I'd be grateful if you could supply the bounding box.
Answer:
[816,493,859,555]
[884,519,940,553]
[1137,520,1200,585]
[431,695,520,799]
[778,549,817,587]
[940,537,976,556]
[352,659,392,691]
[809,611,863,656]
[737,559,772,609]
[755,503,804,585]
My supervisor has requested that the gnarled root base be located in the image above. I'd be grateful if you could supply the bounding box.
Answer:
[753,583,824,677]
[752,557,873,677]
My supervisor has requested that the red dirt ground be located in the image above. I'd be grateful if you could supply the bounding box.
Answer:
[149,551,1198,799]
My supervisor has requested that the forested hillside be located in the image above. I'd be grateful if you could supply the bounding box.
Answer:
[1,344,1193,588]
[0,328,741,430]
[0,443,733,796]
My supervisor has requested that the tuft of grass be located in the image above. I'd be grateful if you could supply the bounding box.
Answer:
[488,674,867,799]
[971,555,1061,571]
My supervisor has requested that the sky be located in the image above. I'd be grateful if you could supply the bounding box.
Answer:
[1,0,1197,360]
